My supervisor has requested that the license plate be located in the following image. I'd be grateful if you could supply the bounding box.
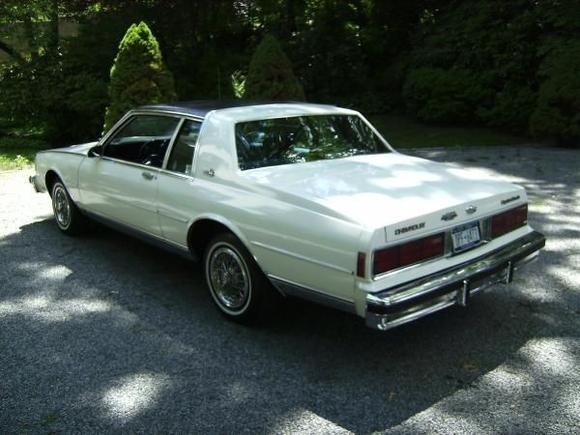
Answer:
[452,221,481,253]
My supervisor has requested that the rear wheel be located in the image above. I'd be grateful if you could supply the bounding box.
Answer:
[51,181,88,235]
[204,232,279,324]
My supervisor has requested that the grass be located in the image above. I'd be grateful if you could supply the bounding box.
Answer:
[0,120,48,171]
[0,147,41,170]
[369,114,530,149]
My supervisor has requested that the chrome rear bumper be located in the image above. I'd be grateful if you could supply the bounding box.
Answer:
[366,231,546,331]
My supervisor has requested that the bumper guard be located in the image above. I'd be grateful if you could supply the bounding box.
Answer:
[366,231,546,331]
[29,175,41,192]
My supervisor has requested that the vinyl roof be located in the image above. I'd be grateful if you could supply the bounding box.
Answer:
[140,100,337,118]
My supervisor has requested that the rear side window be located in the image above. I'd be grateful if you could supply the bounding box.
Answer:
[104,115,180,167]
[166,120,201,175]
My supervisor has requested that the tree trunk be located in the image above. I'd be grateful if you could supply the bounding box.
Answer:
[47,0,60,57]
[23,14,38,61]
[0,39,24,63]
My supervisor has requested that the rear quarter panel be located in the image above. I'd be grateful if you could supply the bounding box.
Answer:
[184,177,364,305]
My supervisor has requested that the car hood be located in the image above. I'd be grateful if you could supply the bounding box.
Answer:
[52,142,99,155]
[242,153,524,230]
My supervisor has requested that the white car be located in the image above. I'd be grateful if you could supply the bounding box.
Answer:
[30,101,545,330]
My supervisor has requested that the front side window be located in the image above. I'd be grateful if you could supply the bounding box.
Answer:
[235,115,389,170]
[166,120,201,175]
[104,115,180,167]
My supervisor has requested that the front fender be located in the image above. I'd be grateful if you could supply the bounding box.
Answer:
[35,151,84,202]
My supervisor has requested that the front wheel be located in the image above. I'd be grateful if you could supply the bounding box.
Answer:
[51,181,88,235]
[204,233,279,324]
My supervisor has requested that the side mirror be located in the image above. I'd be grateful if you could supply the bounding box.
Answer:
[88,145,103,157]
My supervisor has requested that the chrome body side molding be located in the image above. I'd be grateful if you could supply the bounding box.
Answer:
[82,209,194,260]
[268,275,356,314]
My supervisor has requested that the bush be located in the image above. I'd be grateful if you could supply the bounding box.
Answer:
[103,21,176,131]
[402,67,488,123]
[0,53,72,143]
[403,0,540,131]
[477,87,537,131]
[530,41,580,144]
[0,12,129,144]
[60,12,132,142]
[244,34,305,101]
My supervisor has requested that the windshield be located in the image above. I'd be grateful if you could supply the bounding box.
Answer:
[235,114,390,170]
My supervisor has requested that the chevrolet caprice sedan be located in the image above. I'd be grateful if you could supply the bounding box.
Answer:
[30,101,545,330]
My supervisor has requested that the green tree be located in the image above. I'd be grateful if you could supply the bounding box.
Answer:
[293,0,371,109]
[403,67,488,123]
[0,0,77,142]
[530,41,580,144]
[0,0,60,63]
[244,34,305,100]
[103,21,176,131]
[402,0,541,130]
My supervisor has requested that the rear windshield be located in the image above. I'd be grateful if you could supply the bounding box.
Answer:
[235,114,389,170]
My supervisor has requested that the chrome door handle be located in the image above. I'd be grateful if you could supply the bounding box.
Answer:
[203,169,215,177]
[142,171,156,180]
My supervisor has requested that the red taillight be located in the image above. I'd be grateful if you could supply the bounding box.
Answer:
[491,204,528,238]
[357,252,366,278]
[373,233,444,276]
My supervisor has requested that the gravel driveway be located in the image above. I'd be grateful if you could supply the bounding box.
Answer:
[1,146,579,434]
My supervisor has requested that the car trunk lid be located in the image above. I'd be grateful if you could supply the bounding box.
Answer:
[242,153,525,237]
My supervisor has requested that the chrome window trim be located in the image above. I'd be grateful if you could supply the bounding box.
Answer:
[234,113,394,172]
[99,156,201,182]
[132,108,204,121]
[162,117,186,170]
[100,155,162,173]
[99,112,135,146]
[157,168,194,181]
[357,113,396,153]
[191,116,211,178]
[99,112,204,181]
[99,111,196,161]
[100,109,204,145]
[162,118,203,178]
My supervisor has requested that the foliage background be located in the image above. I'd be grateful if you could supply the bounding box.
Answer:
[0,0,578,146]
[103,21,176,131]
[244,34,305,101]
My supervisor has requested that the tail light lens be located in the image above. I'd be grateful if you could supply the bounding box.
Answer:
[373,233,444,276]
[491,204,528,238]
[356,252,366,278]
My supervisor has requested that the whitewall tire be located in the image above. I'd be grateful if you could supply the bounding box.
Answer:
[51,181,88,235]
[204,232,279,324]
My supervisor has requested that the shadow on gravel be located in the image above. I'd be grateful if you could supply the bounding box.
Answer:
[0,147,578,433]
[0,217,565,433]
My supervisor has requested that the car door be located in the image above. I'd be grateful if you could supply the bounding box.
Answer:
[78,114,181,236]
[156,118,203,247]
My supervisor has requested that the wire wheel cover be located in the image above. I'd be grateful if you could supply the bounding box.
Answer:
[53,186,71,229]
[208,245,251,311]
